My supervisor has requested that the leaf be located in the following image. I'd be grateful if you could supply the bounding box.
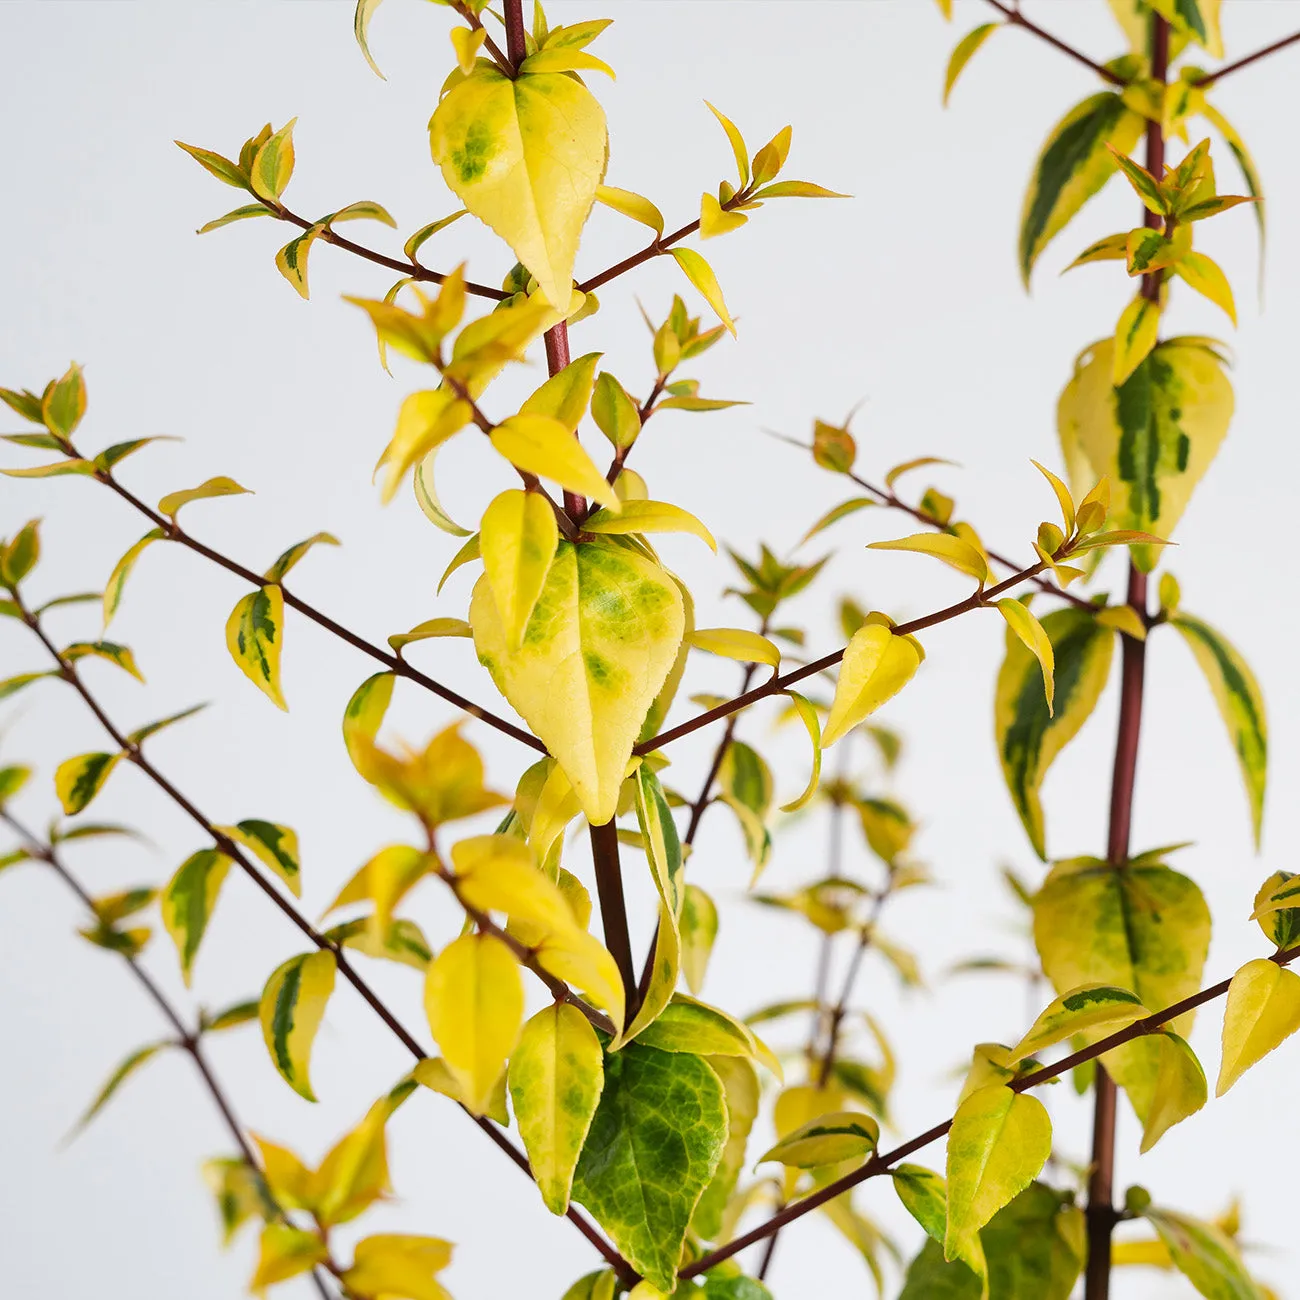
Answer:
[944,1085,1051,1263]
[225,586,286,710]
[362,724,507,829]
[1141,1206,1261,1300]
[584,501,715,551]
[343,1234,455,1300]
[633,995,773,1073]
[275,226,321,299]
[205,1000,261,1033]
[380,389,472,507]
[470,540,685,825]
[327,916,433,971]
[353,0,387,77]
[161,849,235,985]
[571,1043,728,1292]
[412,1056,509,1125]
[749,180,848,200]
[944,24,998,105]
[1019,92,1144,285]
[893,1163,989,1288]
[634,764,684,918]
[0,458,94,479]
[680,884,718,995]
[1171,614,1266,846]
[450,833,575,937]
[490,414,618,511]
[263,532,340,583]
[175,140,248,189]
[1201,104,1264,263]
[342,672,395,783]
[424,933,523,1116]
[1140,1030,1207,1153]
[1058,336,1232,569]
[1033,857,1210,1124]
[823,623,922,748]
[249,119,296,203]
[1066,231,1129,271]
[1010,984,1147,1066]
[1148,0,1224,57]
[158,475,250,520]
[705,102,749,187]
[198,203,272,234]
[700,192,747,239]
[996,607,1113,859]
[429,63,606,310]
[1217,958,1300,1096]
[480,489,559,652]
[404,210,468,262]
[103,529,165,629]
[54,752,122,816]
[250,1223,329,1291]
[217,820,301,897]
[62,640,144,682]
[780,691,822,813]
[995,600,1054,715]
[508,1003,604,1216]
[595,184,664,236]
[388,618,473,651]
[93,435,179,473]
[1112,294,1161,386]
[759,1110,879,1169]
[868,532,988,583]
[259,950,337,1102]
[800,497,875,545]
[669,248,735,337]
[414,443,474,538]
[0,763,32,805]
[202,1157,273,1246]
[591,371,642,449]
[72,1041,167,1134]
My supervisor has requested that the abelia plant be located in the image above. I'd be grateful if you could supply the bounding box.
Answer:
[2,2,1297,1297]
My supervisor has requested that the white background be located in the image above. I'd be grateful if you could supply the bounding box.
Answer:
[2,2,1298,1297]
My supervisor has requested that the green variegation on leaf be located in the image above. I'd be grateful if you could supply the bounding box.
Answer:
[161,848,235,985]
[259,950,337,1102]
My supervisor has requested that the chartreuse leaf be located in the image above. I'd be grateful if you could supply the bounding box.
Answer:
[689,627,780,674]
[158,476,250,520]
[944,1085,1051,1264]
[507,1003,604,1215]
[216,820,300,896]
[263,532,339,583]
[521,352,602,433]
[535,929,628,1038]
[1112,295,1161,386]
[595,185,664,237]
[1217,958,1300,1096]
[584,501,715,551]
[62,641,144,682]
[251,1223,329,1291]
[892,1164,988,1292]
[635,994,778,1078]
[382,389,472,506]
[620,899,681,1050]
[1019,92,1144,285]
[1058,337,1232,569]
[103,529,165,628]
[413,1056,509,1126]
[823,623,922,748]
[1141,1206,1260,1300]
[429,63,606,311]
[72,1040,169,1134]
[55,751,122,815]
[563,1274,618,1300]
[1149,0,1224,56]
[995,600,1054,715]
[313,1083,415,1227]
[996,607,1113,859]
[160,848,233,984]
[470,540,685,825]
[388,618,472,651]
[780,691,822,813]
[571,1043,728,1292]
[480,489,559,651]
[259,950,337,1101]
[326,916,432,971]
[226,586,287,709]
[342,672,394,782]
[868,532,988,582]
[944,24,998,105]
[424,933,523,1116]
[202,1157,273,1245]
[1171,614,1266,847]
[43,362,87,437]
[680,884,718,995]
[0,763,32,804]
[198,204,271,234]
[760,1110,878,1169]
[1176,251,1236,324]
[1009,984,1146,1063]
[705,102,749,187]
[634,764,684,917]
[490,415,618,511]
[669,248,735,336]
[205,999,260,1032]
[692,1056,759,1242]
[1033,857,1210,1124]
[343,1234,454,1300]
[1140,1030,1207,1153]
[450,833,575,937]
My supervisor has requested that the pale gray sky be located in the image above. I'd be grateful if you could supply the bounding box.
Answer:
[3,3,1299,1298]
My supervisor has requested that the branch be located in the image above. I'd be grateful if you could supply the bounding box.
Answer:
[636,557,1050,754]
[680,937,1300,1278]
[979,1,1127,86]
[0,810,339,1300]
[1191,28,1300,86]
[8,598,630,1279]
[590,819,639,1018]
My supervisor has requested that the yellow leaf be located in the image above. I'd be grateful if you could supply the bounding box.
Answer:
[1095,605,1147,640]
[520,47,615,79]
[1112,294,1160,386]
[535,926,626,1035]
[780,691,822,813]
[944,23,998,106]
[618,897,680,1048]
[1008,983,1145,1062]
[259,950,337,1102]
[251,1223,328,1293]
[868,532,988,583]
[688,627,780,673]
[823,623,921,748]
[760,1110,878,1169]
[324,845,430,934]
[449,25,485,75]
[668,247,735,336]
[1176,250,1237,325]
[507,1003,604,1215]
[470,540,684,824]
[583,500,715,550]
[490,414,618,511]
[450,833,575,937]
[388,618,473,651]
[1216,958,1300,1096]
[480,489,559,651]
[424,933,523,1115]
[225,585,287,710]
[1139,1031,1206,1152]
[343,1233,454,1300]
[362,722,508,828]
[595,184,664,237]
[379,389,472,504]
[996,599,1055,716]
[700,192,747,239]
[414,441,474,537]
[1030,459,1075,533]
[158,475,250,521]
[429,64,607,310]
[520,351,602,433]
[250,1135,315,1211]
[412,1056,510,1126]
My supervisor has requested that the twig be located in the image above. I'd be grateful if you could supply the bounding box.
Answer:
[590,819,638,1019]
[1192,28,1300,86]
[980,0,1127,87]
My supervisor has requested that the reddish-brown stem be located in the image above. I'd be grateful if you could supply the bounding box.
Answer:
[502,0,528,69]
[637,558,1049,753]
[453,1,512,76]
[980,0,1127,86]
[1192,28,1300,86]
[543,321,587,517]
[680,937,1300,1279]
[577,213,702,297]
[589,819,639,1020]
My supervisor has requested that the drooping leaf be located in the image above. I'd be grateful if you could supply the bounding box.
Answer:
[595,185,664,237]
[944,24,998,105]
[202,1157,274,1246]
[470,540,684,825]
[995,600,1055,715]
[680,884,718,995]
[102,529,165,629]
[225,586,287,709]
[823,623,922,747]
[689,627,780,674]
[1009,984,1146,1063]
[1216,958,1300,1097]
[342,671,395,782]
[160,848,234,985]
[584,501,716,551]
[480,488,559,651]
[669,247,735,336]
[571,1043,728,1292]
[250,1223,329,1291]
[489,415,619,511]
[158,476,250,520]
[259,950,337,1102]
[342,1233,455,1300]
[263,532,340,583]
[1141,1206,1262,1300]
[1139,1030,1207,1153]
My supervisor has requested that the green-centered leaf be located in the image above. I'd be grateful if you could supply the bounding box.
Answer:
[1033,856,1210,1124]
[175,140,248,189]
[893,1163,988,1289]
[944,24,998,106]
[1149,0,1223,56]
[1171,613,1266,847]
[759,1110,879,1169]
[995,606,1113,859]
[634,764,684,917]
[249,119,296,203]
[945,1085,1051,1263]
[326,915,432,971]
[225,586,286,710]
[508,1003,604,1216]
[692,1055,759,1242]
[1009,984,1146,1063]
[429,63,606,310]
[480,488,559,652]
[71,1041,169,1135]
[259,950,336,1102]
[158,476,250,521]
[823,622,922,748]
[275,226,322,299]
[470,540,685,825]
[680,884,718,995]
[571,1043,728,1292]
[162,849,235,985]
[1217,958,1300,1097]
[217,819,300,897]
[103,529,165,629]
[62,641,144,682]
[1141,1206,1262,1300]
[1058,336,1232,570]
[1250,870,1300,949]
[1019,92,1144,285]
